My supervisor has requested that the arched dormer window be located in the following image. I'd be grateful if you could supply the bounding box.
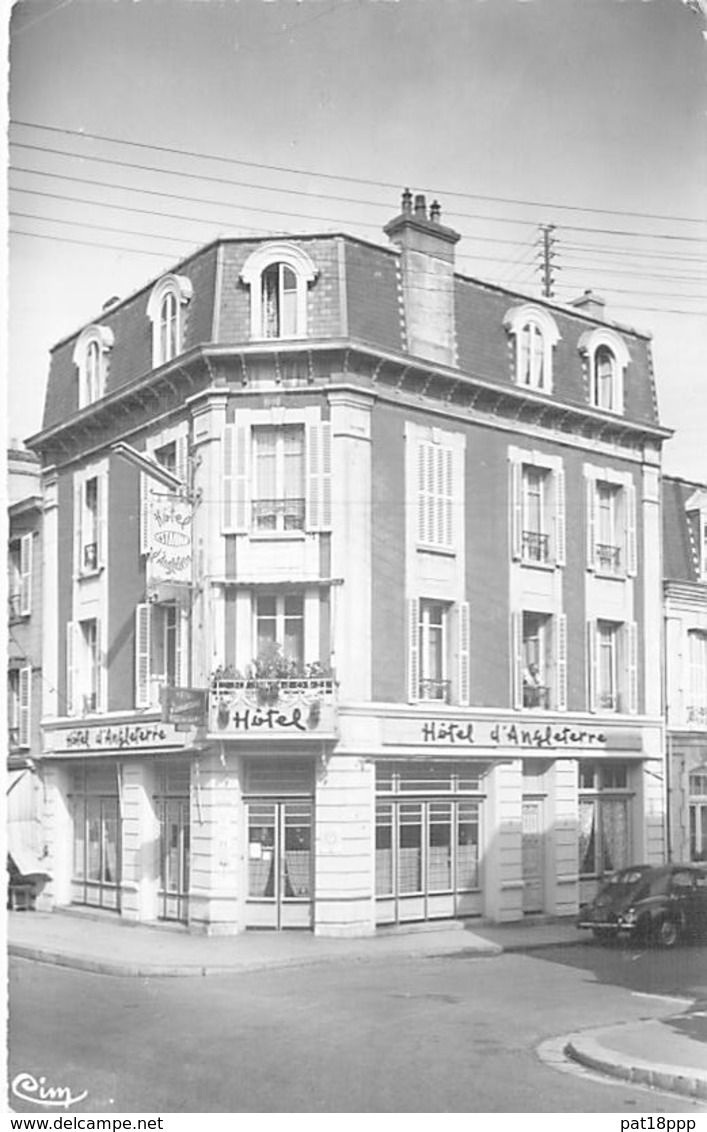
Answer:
[503,305,560,393]
[241,242,318,341]
[73,325,114,408]
[578,328,630,415]
[146,274,193,369]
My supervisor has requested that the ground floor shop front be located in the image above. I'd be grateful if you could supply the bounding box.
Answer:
[37,710,666,935]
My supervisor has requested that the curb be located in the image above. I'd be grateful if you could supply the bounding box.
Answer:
[564,1028,707,1102]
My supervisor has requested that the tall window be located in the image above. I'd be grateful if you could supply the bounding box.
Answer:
[135,602,185,708]
[252,426,305,532]
[522,612,551,709]
[159,292,178,364]
[152,604,179,689]
[7,669,20,746]
[593,346,616,411]
[504,305,559,392]
[74,326,113,408]
[417,440,453,550]
[689,769,707,862]
[579,762,631,877]
[81,619,99,713]
[522,467,550,563]
[85,340,101,403]
[419,601,449,702]
[688,631,707,725]
[597,620,619,711]
[518,322,546,389]
[595,481,621,573]
[147,276,192,369]
[7,537,31,618]
[262,263,298,338]
[83,478,99,572]
[256,594,304,669]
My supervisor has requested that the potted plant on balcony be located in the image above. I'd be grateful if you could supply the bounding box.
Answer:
[248,642,299,706]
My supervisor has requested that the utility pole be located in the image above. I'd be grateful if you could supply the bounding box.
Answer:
[536,224,558,299]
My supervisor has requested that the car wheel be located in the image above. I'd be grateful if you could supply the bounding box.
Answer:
[656,917,680,948]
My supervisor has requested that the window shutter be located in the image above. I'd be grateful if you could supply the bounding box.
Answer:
[175,434,189,491]
[306,422,332,532]
[97,473,108,568]
[19,666,31,748]
[407,597,420,703]
[585,474,597,571]
[74,479,83,575]
[441,446,453,548]
[554,468,566,567]
[511,611,523,709]
[626,621,638,714]
[135,604,152,708]
[625,480,637,577]
[140,473,151,555]
[510,459,522,561]
[417,442,429,545]
[586,619,597,713]
[20,533,32,616]
[458,601,470,707]
[177,607,189,688]
[222,424,249,533]
[66,621,78,716]
[95,618,105,713]
[556,613,568,712]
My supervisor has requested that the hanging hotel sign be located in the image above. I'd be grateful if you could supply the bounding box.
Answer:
[381,717,643,753]
[47,721,190,754]
[146,492,193,587]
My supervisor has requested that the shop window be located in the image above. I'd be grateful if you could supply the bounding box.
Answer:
[689,767,707,862]
[687,631,707,726]
[252,425,305,532]
[579,761,631,878]
[70,764,121,911]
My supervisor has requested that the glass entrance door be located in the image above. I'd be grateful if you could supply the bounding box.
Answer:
[246,800,313,929]
[158,798,190,923]
[522,799,544,914]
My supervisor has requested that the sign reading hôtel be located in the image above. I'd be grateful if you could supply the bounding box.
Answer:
[382,717,621,752]
[146,493,193,587]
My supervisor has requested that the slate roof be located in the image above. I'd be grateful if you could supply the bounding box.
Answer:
[663,475,704,583]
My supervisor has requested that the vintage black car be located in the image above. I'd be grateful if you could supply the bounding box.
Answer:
[577,863,707,947]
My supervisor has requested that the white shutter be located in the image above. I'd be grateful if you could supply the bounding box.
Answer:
[306,422,332,533]
[177,606,190,688]
[19,533,32,616]
[556,613,568,712]
[510,458,522,561]
[175,434,189,492]
[587,619,597,713]
[66,621,78,716]
[135,604,152,708]
[223,424,249,533]
[407,597,420,703]
[97,472,108,568]
[554,468,566,568]
[417,442,427,545]
[626,621,638,714]
[95,619,105,713]
[140,473,151,555]
[625,480,637,577]
[585,474,597,571]
[19,665,31,748]
[458,601,470,707]
[441,446,453,548]
[511,611,523,709]
[74,478,83,575]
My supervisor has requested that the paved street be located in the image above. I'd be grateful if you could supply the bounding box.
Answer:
[8,942,707,1113]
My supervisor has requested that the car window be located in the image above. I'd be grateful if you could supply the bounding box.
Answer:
[671,871,695,893]
[646,873,670,897]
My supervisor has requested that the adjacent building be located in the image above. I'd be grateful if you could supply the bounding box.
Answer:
[663,475,707,862]
[7,445,47,898]
[27,192,670,934]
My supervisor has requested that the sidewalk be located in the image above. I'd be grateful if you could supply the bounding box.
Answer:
[9,910,707,1103]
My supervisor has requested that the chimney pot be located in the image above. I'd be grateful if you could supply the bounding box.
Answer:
[414,194,427,218]
[401,188,413,215]
[430,200,441,223]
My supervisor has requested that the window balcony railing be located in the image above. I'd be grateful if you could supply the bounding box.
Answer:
[82,542,99,571]
[418,679,451,703]
[595,544,621,573]
[522,531,550,563]
[523,683,550,709]
[252,498,305,532]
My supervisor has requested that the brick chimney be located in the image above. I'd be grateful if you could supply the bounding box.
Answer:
[384,189,460,366]
[570,289,607,321]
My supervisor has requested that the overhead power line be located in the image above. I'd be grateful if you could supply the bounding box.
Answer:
[10,118,707,227]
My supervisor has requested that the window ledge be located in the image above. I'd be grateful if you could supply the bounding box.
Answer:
[519,558,556,573]
[249,530,308,542]
[78,567,104,581]
[594,569,627,582]
[416,544,456,558]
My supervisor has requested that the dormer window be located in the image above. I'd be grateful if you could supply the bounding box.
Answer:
[241,242,317,341]
[503,305,560,393]
[146,275,193,369]
[73,326,114,408]
[579,328,629,415]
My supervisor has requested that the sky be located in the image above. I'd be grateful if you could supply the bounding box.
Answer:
[6,0,707,480]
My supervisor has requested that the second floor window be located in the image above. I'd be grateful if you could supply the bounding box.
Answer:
[597,621,619,711]
[67,618,102,716]
[256,594,304,670]
[688,631,707,724]
[135,602,185,708]
[513,610,567,711]
[587,618,638,714]
[419,600,449,703]
[408,598,470,706]
[252,426,305,532]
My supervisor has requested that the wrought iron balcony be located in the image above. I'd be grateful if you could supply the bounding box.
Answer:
[252,498,305,532]
[418,679,451,703]
[523,683,550,709]
[209,674,337,738]
[595,543,621,573]
[522,530,550,563]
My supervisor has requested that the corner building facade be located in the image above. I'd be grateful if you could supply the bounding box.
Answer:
[30,193,668,935]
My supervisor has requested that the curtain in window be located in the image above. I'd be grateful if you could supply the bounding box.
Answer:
[600,799,629,873]
[578,799,596,875]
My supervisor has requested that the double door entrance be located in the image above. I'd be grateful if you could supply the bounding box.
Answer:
[246,799,313,929]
